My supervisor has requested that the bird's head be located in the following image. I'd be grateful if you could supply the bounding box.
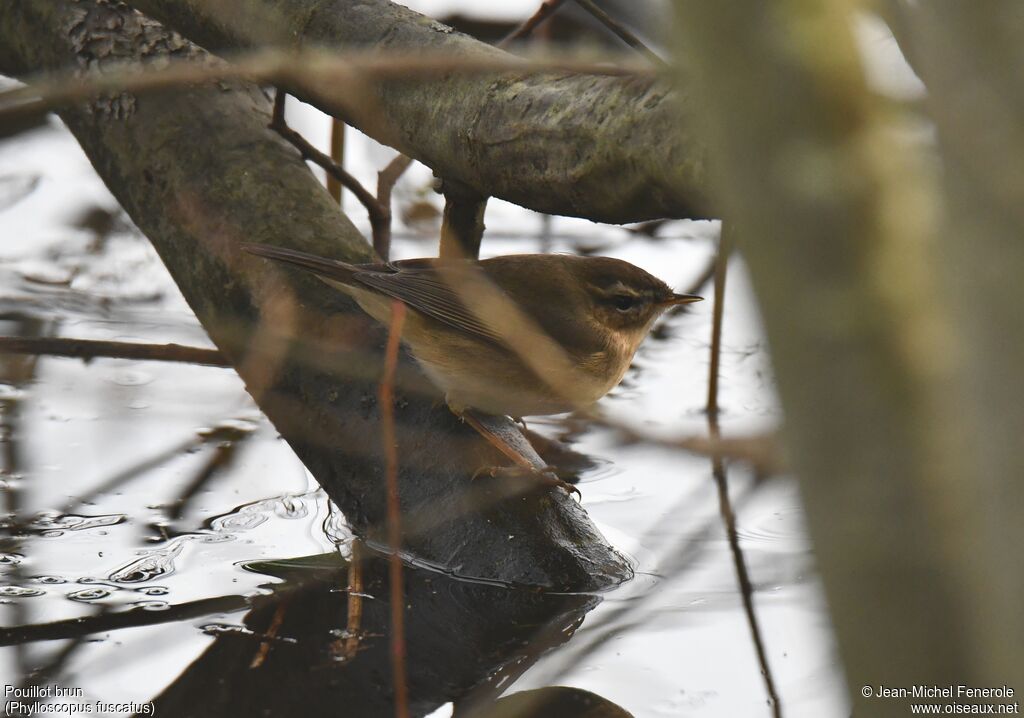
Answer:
[569,256,703,338]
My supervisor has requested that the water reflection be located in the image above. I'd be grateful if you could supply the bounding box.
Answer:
[147,552,617,718]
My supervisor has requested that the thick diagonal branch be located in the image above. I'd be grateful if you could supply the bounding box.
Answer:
[125,0,710,223]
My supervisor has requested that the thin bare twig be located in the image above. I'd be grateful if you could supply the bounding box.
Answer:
[706,225,782,718]
[570,0,667,68]
[706,229,730,418]
[499,0,569,47]
[375,154,414,261]
[380,300,410,718]
[0,336,230,367]
[327,119,346,204]
[594,413,784,476]
[270,90,391,252]
[545,481,760,682]
[344,539,366,660]
[249,597,289,669]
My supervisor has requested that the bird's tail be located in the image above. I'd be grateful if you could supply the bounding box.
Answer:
[241,243,362,285]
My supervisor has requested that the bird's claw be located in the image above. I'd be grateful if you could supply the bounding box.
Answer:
[472,464,581,499]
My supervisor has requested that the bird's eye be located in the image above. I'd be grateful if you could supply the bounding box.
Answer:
[612,294,636,311]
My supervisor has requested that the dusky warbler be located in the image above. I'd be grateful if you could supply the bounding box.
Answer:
[243,244,701,419]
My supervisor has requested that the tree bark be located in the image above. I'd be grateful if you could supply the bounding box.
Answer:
[0,0,632,591]
[897,0,1024,688]
[123,0,710,223]
[673,1,996,714]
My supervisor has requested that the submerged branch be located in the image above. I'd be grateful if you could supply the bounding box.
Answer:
[0,335,230,367]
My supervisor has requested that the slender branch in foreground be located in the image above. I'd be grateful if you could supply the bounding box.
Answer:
[0,48,651,129]
[0,332,780,473]
[499,0,569,47]
[706,225,783,718]
[589,409,785,476]
[380,300,410,718]
[571,0,667,68]
[706,227,731,418]
[0,336,230,367]
[270,89,390,253]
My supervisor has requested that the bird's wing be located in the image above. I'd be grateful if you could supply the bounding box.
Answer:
[241,243,373,283]
[243,244,507,345]
[354,263,507,345]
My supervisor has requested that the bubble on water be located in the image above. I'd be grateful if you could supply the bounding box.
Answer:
[192,532,233,544]
[34,575,68,584]
[134,600,169,611]
[68,587,111,602]
[0,552,24,565]
[135,586,168,596]
[0,585,45,598]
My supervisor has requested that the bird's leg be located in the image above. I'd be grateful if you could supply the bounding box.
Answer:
[454,405,580,498]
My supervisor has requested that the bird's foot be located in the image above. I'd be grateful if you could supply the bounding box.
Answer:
[472,465,581,499]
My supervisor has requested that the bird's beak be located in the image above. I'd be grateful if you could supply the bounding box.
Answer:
[660,293,704,306]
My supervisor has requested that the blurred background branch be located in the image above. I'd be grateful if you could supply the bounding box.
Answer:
[674,0,1024,712]
[893,0,1024,685]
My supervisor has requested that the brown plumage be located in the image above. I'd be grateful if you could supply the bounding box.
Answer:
[243,244,701,418]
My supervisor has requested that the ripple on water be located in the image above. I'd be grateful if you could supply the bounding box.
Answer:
[210,495,311,533]
[133,600,170,611]
[31,512,126,536]
[109,540,184,583]
[734,505,810,553]
[105,368,154,387]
